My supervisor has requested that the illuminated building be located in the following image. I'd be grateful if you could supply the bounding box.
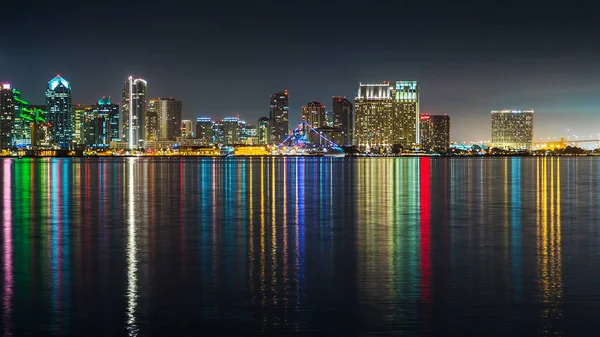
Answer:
[222,117,240,145]
[121,76,147,148]
[419,114,450,152]
[46,75,73,149]
[332,96,353,145]
[181,119,193,138]
[269,90,289,143]
[302,100,326,143]
[491,109,534,150]
[82,97,120,148]
[239,120,257,145]
[0,83,14,149]
[154,97,182,141]
[257,117,270,145]
[146,99,158,141]
[11,90,47,149]
[315,126,344,145]
[195,117,213,145]
[354,81,419,150]
[325,110,334,127]
[212,120,223,144]
[73,104,92,145]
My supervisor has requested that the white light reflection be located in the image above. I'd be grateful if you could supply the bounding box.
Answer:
[126,158,139,336]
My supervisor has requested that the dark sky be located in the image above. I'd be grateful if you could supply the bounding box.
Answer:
[2,0,600,142]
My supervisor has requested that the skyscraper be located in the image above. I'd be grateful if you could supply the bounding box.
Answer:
[302,100,326,143]
[269,90,289,144]
[195,117,213,145]
[0,83,14,149]
[155,97,182,141]
[83,97,120,148]
[222,117,241,145]
[420,114,450,152]
[332,96,353,145]
[121,76,147,148]
[46,75,73,149]
[354,81,419,151]
[181,120,193,138]
[146,99,158,141]
[73,104,92,145]
[257,117,270,145]
[491,110,534,150]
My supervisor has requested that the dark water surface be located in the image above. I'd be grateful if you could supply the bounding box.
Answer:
[1,157,600,336]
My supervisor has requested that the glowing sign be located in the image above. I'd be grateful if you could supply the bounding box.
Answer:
[2,83,10,90]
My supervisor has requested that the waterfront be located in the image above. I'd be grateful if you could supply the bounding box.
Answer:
[2,157,600,336]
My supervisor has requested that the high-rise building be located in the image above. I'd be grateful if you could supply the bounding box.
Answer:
[491,110,534,150]
[195,117,213,145]
[325,110,334,127]
[257,117,270,145]
[181,119,193,138]
[302,100,326,143]
[222,117,240,145]
[332,96,354,146]
[420,114,450,152]
[46,75,73,149]
[354,81,419,150]
[73,104,92,145]
[239,120,257,145]
[154,97,182,141]
[81,97,120,148]
[212,120,224,144]
[0,83,14,149]
[146,99,158,141]
[121,76,147,148]
[269,90,289,143]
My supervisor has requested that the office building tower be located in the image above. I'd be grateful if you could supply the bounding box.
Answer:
[239,121,257,145]
[196,117,213,144]
[420,114,450,152]
[73,104,92,145]
[154,97,182,141]
[82,97,120,148]
[212,120,224,144]
[0,83,14,149]
[222,117,240,145]
[121,76,147,148]
[302,100,326,143]
[46,75,73,149]
[181,119,193,138]
[332,96,354,145]
[257,117,270,145]
[354,81,419,150]
[146,99,158,141]
[491,110,534,150]
[269,90,289,143]
[325,110,334,127]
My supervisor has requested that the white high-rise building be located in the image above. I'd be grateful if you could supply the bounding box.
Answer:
[121,76,147,148]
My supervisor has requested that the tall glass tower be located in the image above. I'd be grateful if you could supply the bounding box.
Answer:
[269,90,289,144]
[0,83,15,149]
[121,76,147,148]
[45,75,73,149]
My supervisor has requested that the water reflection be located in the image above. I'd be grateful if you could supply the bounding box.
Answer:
[126,158,139,336]
[0,157,598,336]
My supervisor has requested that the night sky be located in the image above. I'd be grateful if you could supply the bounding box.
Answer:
[2,0,600,142]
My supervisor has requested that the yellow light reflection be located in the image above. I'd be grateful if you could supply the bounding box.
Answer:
[537,157,563,333]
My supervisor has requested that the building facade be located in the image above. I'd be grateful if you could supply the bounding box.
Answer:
[155,97,182,141]
[222,117,240,145]
[354,81,419,151]
[181,120,193,138]
[46,75,73,149]
[269,90,289,143]
[257,117,270,145]
[0,83,14,149]
[491,110,534,150]
[332,96,353,145]
[420,114,450,152]
[302,100,326,144]
[121,76,147,148]
[146,99,158,141]
[81,97,120,148]
[196,117,213,145]
[73,104,92,145]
